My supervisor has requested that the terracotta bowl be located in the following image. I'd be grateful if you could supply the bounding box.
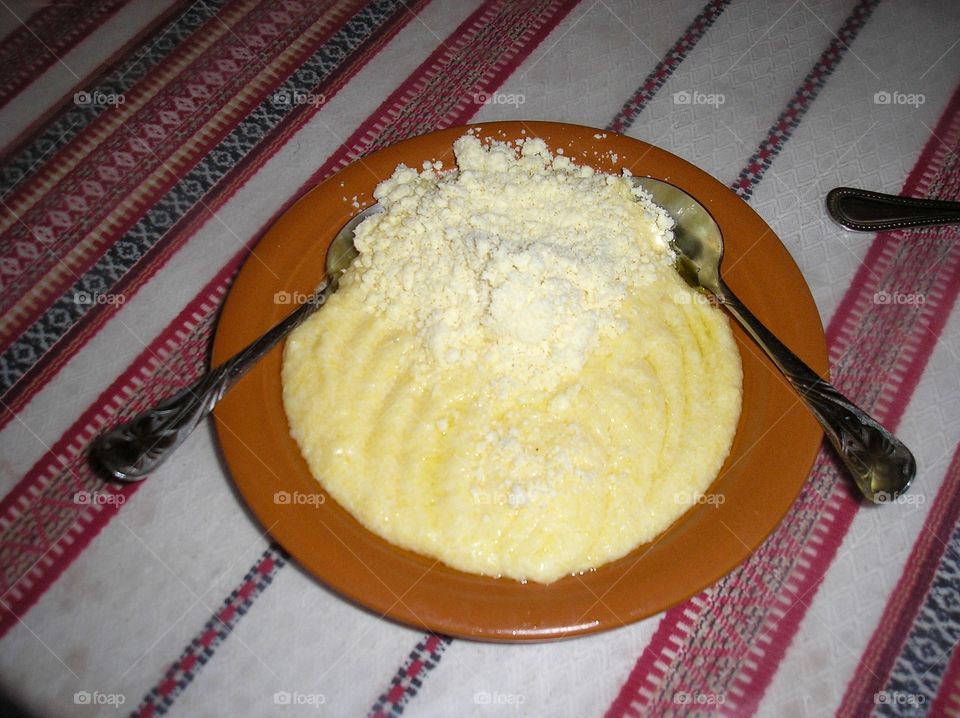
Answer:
[212,121,827,641]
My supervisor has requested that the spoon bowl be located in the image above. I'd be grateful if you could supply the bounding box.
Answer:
[633,177,916,503]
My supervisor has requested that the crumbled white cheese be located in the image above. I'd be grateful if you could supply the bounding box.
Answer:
[344,133,675,395]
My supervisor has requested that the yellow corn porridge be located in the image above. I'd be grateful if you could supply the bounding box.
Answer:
[281,134,742,583]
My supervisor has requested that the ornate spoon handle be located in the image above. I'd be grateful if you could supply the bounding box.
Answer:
[826,187,960,232]
[89,279,337,481]
[713,280,916,502]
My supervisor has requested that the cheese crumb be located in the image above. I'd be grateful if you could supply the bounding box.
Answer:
[345,134,675,395]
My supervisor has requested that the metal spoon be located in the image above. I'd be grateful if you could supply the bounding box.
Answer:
[826,187,960,232]
[89,205,380,481]
[634,177,915,503]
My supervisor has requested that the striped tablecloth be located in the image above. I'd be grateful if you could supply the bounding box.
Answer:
[1,1,958,716]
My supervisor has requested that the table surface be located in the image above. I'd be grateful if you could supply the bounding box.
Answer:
[0,1,958,717]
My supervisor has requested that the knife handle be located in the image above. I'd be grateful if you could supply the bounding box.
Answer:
[826,187,960,232]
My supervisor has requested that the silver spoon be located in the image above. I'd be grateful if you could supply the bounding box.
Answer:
[634,177,915,503]
[826,187,960,232]
[89,205,380,481]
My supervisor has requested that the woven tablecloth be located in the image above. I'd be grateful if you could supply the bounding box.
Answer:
[1,1,958,716]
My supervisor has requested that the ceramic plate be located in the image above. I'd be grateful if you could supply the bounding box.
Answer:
[212,121,828,641]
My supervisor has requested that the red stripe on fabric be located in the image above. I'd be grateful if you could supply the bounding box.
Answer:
[0,0,427,430]
[132,548,286,718]
[0,0,248,190]
[825,81,960,353]
[606,28,960,718]
[0,0,581,647]
[724,482,858,715]
[293,0,580,194]
[4,0,577,433]
[0,0,355,353]
[605,604,706,717]
[122,2,584,714]
[928,638,960,718]
[729,0,879,200]
[606,0,731,134]
[619,113,960,718]
[0,0,195,162]
[0,255,239,637]
[838,442,960,716]
[369,634,453,717]
[607,0,877,699]
[0,0,127,112]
